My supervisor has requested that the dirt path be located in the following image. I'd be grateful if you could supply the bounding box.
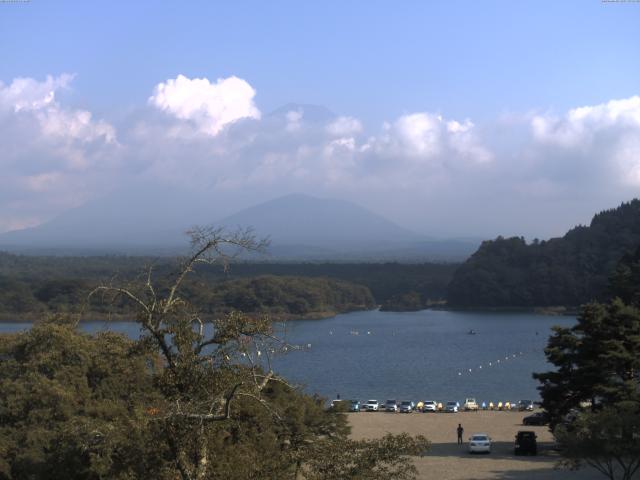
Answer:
[347,410,603,479]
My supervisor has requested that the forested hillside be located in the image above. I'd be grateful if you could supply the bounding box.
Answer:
[0,272,374,321]
[447,200,640,307]
[0,254,455,318]
[185,275,375,319]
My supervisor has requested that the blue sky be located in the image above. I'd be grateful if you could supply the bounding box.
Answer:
[1,1,640,238]
[3,1,639,122]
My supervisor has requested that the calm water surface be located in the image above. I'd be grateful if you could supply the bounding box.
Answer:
[0,309,574,403]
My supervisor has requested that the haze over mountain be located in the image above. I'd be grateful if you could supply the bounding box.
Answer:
[0,191,479,260]
[220,194,420,247]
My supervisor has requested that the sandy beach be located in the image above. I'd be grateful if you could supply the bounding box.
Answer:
[348,410,602,480]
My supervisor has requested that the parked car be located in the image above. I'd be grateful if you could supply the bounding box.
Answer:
[468,433,492,454]
[422,400,437,412]
[350,400,361,412]
[385,399,399,412]
[514,431,537,455]
[518,400,535,411]
[464,398,479,411]
[363,399,379,412]
[522,412,549,426]
[399,401,415,413]
[445,401,459,413]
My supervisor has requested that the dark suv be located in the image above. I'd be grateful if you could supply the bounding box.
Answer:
[514,431,537,455]
[522,412,549,426]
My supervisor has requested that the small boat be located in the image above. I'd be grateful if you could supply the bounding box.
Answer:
[468,329,477,335]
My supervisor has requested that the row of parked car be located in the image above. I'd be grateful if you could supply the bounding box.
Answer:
[334,398,537,413]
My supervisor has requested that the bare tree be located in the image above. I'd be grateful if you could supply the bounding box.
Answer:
[90,226,291,480]
[89,226,429,480]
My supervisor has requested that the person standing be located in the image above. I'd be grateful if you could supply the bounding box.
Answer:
[457,424,464,445]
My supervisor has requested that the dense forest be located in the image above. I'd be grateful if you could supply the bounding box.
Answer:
[447,200,640,307]
[0,253,455,319]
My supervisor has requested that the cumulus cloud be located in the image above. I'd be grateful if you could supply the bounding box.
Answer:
[326,116,363,137]
[531,95,640,186]
[0,74,73,112]
[364,113,492,168]
[0,74,119,231]
[149,74,261,136]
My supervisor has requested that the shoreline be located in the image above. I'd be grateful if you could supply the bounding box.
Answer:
[0,304,579,324]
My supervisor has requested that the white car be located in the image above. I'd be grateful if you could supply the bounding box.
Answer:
[445,401,459,413]
[422,400,437,412]
[464,398,479,411]
[363,399,379,412]
[468,433,492,454]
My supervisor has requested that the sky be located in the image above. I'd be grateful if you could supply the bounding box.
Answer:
[1,0,640,239]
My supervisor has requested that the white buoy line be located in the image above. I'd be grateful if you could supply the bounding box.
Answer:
[455,348,542,377]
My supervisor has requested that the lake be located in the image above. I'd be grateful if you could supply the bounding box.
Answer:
[0,309,574,404]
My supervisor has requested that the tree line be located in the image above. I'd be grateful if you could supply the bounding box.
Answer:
[0,253,456,319]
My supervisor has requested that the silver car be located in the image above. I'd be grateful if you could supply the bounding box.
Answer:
[445,401,459,413]
[385,399,399,412]
[399,401,414,413]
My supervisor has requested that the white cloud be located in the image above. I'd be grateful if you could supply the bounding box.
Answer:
[149,74,261,136]
[532,96,640,147]
[285,109,303,132]
[393,113,443,157]
[0,74,119,231]
[326,116,363,137]
[531,95,640,186]
[0,74,74,112]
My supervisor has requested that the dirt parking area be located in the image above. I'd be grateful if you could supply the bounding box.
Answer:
[347,410,602,480]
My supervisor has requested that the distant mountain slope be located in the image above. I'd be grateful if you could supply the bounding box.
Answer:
[0,188,476,261]
[0,184,215,251]
[219,193,424,249]
[447,199,640,307]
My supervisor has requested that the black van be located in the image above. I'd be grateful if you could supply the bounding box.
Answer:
[514,431,537,455]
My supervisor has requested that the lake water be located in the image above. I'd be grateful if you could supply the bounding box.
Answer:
[0,309,574,404]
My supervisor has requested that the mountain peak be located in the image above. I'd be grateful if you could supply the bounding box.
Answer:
[220,194,421,248]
